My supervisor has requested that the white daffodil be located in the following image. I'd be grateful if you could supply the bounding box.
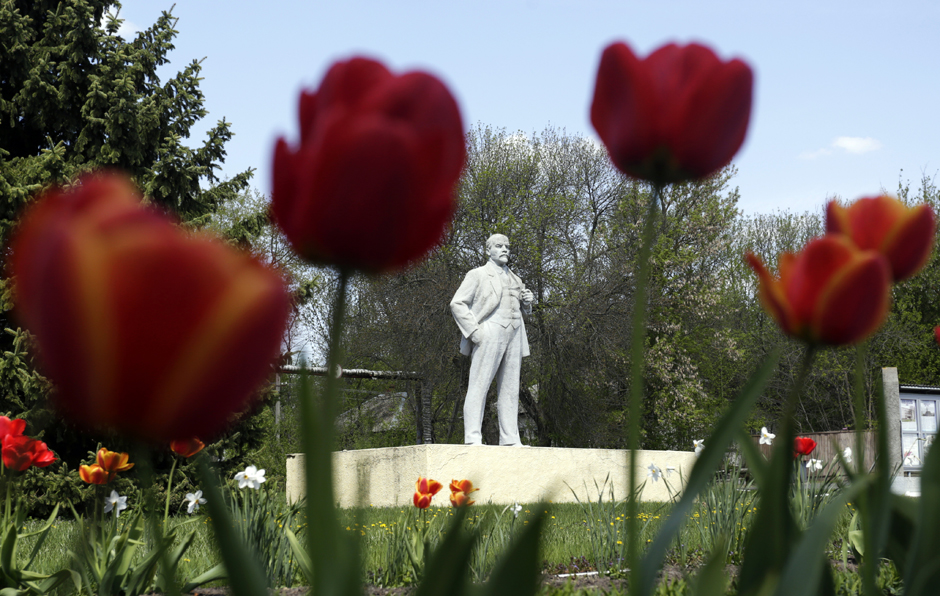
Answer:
[759,427,775,446]
[184,490,206,514]
[647,463,663,482]
[843,447,852,463]
[807,459,824,471]
[104,490,128,517]
[693,439,704,456]
[234,465,267,490]
[511,503,522,518]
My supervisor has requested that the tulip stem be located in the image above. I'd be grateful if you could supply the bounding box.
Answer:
[302,267,358,596]
[163,457,178,525]
[852,341,878,596]
[627,181,662,585]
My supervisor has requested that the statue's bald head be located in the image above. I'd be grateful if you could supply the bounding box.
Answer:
[485,234,509,251]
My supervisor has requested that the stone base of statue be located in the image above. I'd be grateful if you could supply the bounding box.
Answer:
[286,444,697,507]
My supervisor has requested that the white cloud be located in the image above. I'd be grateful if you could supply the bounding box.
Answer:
[832,136,882,154]
[799,136,882,159]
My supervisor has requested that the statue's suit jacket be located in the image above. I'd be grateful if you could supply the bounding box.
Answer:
[450,261,532,357]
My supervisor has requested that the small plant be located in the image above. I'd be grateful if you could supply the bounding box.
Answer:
[227,464,305,587]
[693,451,756,565]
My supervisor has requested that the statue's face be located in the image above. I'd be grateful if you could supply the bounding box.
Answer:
[488,238,510,266]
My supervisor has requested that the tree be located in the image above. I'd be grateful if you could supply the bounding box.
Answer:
[0,0,253,464]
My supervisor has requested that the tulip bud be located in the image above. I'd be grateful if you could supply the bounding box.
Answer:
[746,234,891,345]
[171,437,206,458]
[272,57,466,274]
[9,172,291,442]
[591,42,753,184]
[826,195,935,281]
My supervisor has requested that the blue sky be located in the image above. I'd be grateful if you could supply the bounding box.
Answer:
[115,1,939,215]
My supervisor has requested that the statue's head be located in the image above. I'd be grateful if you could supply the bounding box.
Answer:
[486,234,510,266]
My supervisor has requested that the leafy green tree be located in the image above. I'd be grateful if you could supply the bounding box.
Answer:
[0,0,252,464]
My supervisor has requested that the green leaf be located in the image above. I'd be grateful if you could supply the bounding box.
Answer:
[637,349,780,596]
[484,512,545,596]
[181,563,227,593]
[414,506,476,596]
[737,416,800,596]
[774,479,868,596]
[285,527,313,585]
[692,543,729,596]
[196,458,270,596]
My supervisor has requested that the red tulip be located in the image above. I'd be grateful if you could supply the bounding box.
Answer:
[9,172,291,442]
[0,417,26,444]
[272,57,466,274]
[746,234,891,345]
[170,438,205,458]
[79,464,109,484]
[935,326,940,345]
[591,42,753,184]
[2,435,56,472]
[826,195,935,282]
[793,437,817,457]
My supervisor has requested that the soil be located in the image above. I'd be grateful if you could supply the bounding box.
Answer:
[142,565,729,595]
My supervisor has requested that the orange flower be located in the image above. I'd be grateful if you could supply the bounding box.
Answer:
[8,172,291,441]
[170,438,205,458]
[449,479,478,495]
[591,42,752,184]
[826,195,935,281]
[449,491,475,507]
[746,234,891,345]
[449,479,479,507]
[413,476,443,509]
[79,464,109,484]
[97,448,133,481]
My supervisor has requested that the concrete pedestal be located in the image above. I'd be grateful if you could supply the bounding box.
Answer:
[286,444,697,507]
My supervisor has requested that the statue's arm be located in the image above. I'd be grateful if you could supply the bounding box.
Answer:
[450,271,481,340]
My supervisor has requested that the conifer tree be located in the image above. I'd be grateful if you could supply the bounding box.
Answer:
[0,1,252,450]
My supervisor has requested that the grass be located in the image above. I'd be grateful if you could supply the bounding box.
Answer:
[12,487,867,593]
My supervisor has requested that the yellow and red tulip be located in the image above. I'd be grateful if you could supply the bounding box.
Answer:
[9,171,291,442]
[746,234,891,345]
[449,491,475,508]
[448,479,479,507]
[79,463,109,484]
[826,195,935,281]
[413,476,443,509]
[96,448,134,474]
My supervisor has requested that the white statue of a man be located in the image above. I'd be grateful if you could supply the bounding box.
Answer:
[450,234,535,445]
